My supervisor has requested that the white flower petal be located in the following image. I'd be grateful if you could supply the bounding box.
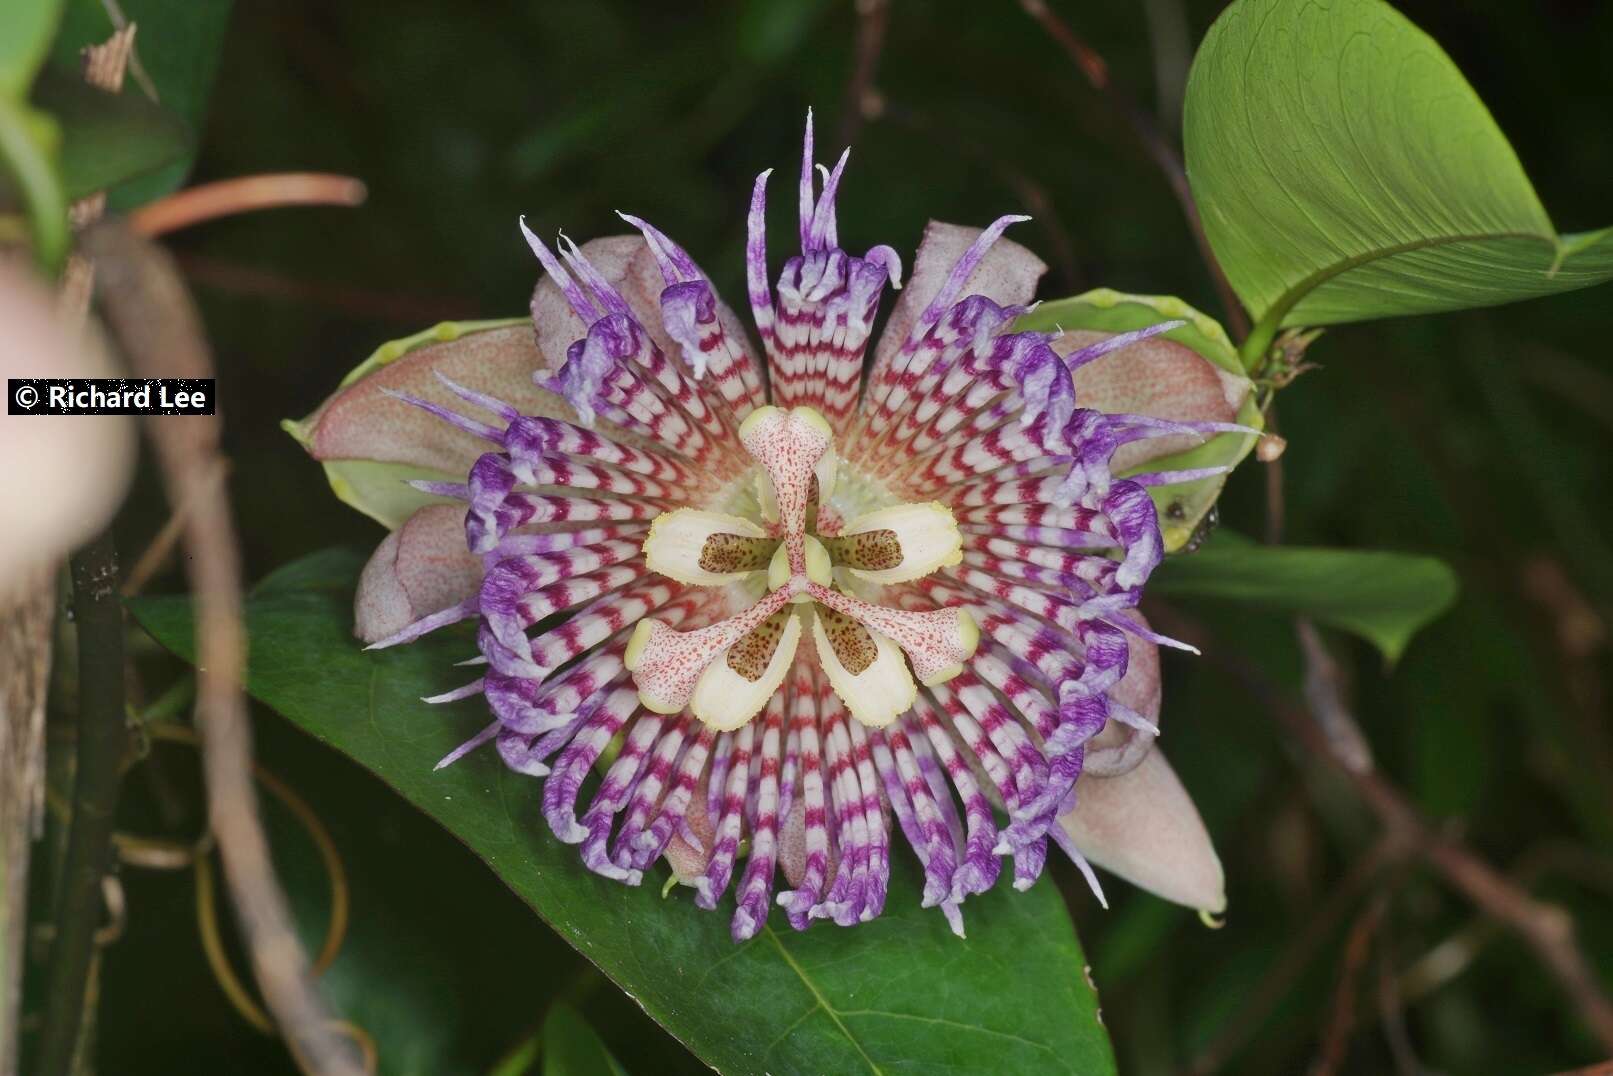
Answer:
[354,503,482,644]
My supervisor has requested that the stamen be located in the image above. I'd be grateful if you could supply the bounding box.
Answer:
[808,583,979,688]
[625,589,799,728]
[641,508,777,585]
[824,501,963,584]
[688,609,802,731]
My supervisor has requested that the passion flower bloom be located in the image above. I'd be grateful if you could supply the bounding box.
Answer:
[293,116,1250,940]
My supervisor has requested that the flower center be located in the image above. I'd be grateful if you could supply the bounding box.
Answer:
[626,405,977,731]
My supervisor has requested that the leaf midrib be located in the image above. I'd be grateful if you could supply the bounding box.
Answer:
[764,930,885,1075]
[1264,229,1557,329]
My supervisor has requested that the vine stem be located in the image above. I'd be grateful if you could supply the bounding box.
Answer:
[127,173,368,238]
[1018,0,1249,341]
[82,220,363,1075]
[1153,604,1613,1055]
[837,0,890,148]
[35,533,128,1076]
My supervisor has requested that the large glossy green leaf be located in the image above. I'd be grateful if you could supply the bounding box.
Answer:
[49,0,232,206]
[130,550,1117,1076]
[1184,0,1613,357]
[1149,534,1458,662]
[0,0,65,97]
[29,68,189,199]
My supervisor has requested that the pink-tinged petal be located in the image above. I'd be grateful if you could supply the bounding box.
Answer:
[529,235,678,371]
[289,324,569,527]
[872,219,1047,371]
[0,264,135,588]
[354,503,482,644]
[1084,617,1161,777]
[1061,329,1251,473]
[291,324,657,530]
[1059,746,1226,913]
[1013,290,1261,551]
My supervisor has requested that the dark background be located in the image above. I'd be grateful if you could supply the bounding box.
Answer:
[73,1,1613,1072]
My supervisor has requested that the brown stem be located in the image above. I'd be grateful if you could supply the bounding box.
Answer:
[1018,0,1250,340]
[1186,836,1404,1075]
[126,173,367,238]
[1377,938,1423,1076]
[1294,620,1374,774]
[121,457,228,597]
[1312,894,1388,1076]
[1262,404,1285,544]
[81,220,363,1075]
[838,0,891,148]
[1153,604,1613,1054]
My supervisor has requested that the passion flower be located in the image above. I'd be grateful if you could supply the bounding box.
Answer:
[294,114,1245,940]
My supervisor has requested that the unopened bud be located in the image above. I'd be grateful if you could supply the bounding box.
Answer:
[1256,432,1287,462]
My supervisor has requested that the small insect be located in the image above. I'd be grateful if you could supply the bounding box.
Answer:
[1180,503,1220,554]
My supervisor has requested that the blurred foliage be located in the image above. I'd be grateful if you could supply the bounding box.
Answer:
[48,0,232,205]
[53,0,1613,1072]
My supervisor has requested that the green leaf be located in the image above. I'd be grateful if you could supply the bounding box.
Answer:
[1149,534,1459,662]
[29,68,189,200]
[1014,290,1262,554]
[0,95,68,271]
[48,0,232,206]
[129,553,1117,1076]
[1184,0,1613,361]
[541,1005,628,1076]
[0,0,65,98]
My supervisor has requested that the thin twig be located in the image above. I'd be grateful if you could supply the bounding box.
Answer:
[1141,0,1191,135]
[127,173,368,238]
[839,0,891,148]
[121,458,229,597]
[1186,836,1404,1075]
[1396,842,1613,1007]
[81,220,363,1075]
[97,0,159,101]
[1153,604,1613,1054]
[1295,620,1374,774]
[1018,0,1249,340]
[1312,894,1388,1076]
[1377,937,1423,1076]
[35,532,128,1076]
